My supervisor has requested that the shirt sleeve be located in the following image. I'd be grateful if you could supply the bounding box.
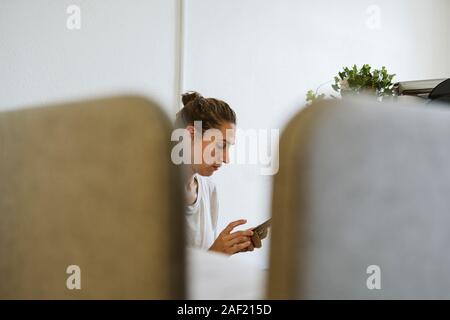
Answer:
[210,182,219,239]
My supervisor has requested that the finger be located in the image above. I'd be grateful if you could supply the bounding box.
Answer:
[228,241,251,255]
[226,236,251,247]
[222,219,247,235]
[224,230,254,241]
[238,242,253,253]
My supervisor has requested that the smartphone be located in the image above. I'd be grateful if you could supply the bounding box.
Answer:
[250,218,272,248]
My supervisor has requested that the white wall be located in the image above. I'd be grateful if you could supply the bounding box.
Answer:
[0,0,179,116]
[183,0,450,268]
[1,0,449,268]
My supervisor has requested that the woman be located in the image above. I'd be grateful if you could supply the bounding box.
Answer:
[175,91,254,255]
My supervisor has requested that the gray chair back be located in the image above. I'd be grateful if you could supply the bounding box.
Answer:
[268,97,450,299]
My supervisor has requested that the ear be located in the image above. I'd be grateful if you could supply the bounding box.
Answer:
[186,125,196,139]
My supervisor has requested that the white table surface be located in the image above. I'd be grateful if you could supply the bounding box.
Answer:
[187,247,268,300]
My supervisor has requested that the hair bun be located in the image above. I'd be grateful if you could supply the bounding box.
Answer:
[182,91,202,107]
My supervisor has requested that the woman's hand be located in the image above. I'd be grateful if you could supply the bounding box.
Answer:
[209,219,254,255]
[238,229,255,253]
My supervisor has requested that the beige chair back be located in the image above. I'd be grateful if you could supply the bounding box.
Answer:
[0,96,184,299]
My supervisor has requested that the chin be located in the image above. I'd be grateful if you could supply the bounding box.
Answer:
[198,168,215,177]
[203,170,215,177]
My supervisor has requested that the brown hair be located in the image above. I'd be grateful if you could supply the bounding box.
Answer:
[175,91,236,131]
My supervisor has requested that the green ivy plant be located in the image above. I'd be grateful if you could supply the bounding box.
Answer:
[306,64,396,105]
[306,89,326,105]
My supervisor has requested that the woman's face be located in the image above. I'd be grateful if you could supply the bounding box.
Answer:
[190,121,236,176]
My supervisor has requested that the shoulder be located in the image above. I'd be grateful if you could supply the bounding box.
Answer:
[196,174,218,195]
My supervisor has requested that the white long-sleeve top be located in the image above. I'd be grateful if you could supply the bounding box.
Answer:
[185,174,219,250]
